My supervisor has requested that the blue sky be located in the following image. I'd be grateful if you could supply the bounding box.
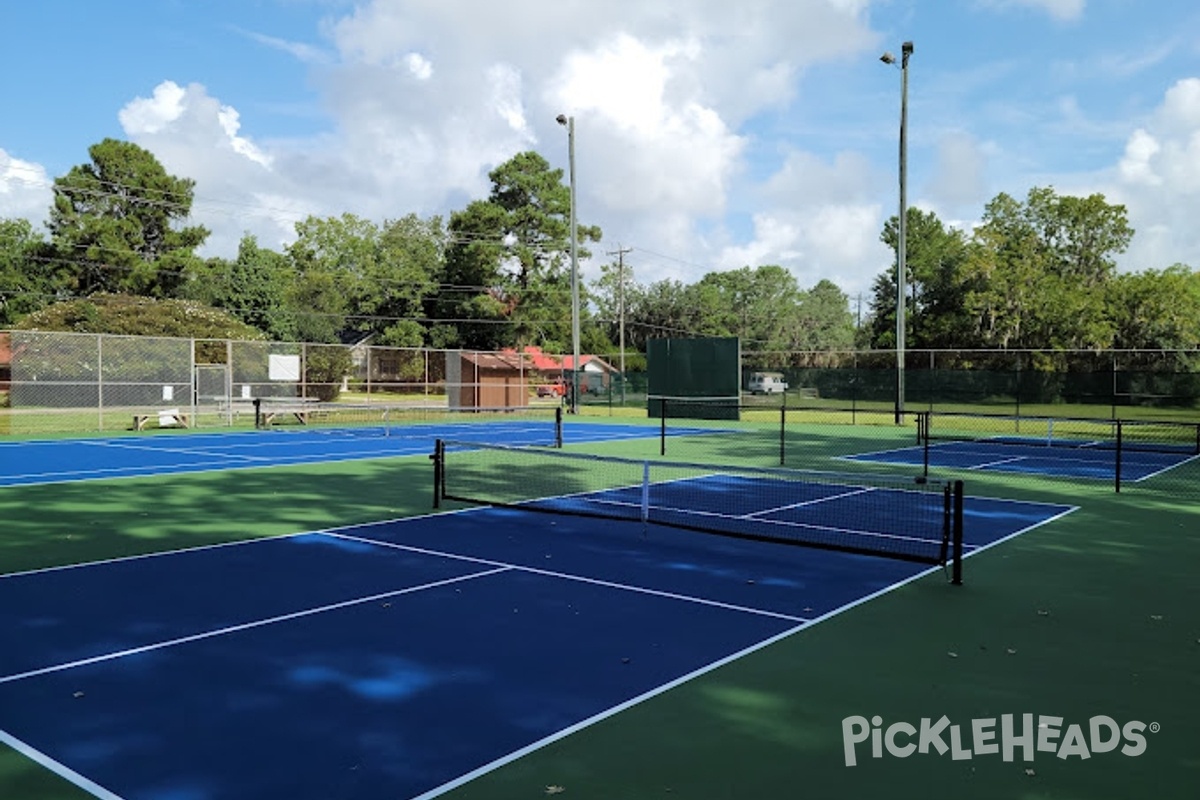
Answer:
[2,0,1199,300]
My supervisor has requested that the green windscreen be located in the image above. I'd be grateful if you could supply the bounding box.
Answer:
[647,337,740,420]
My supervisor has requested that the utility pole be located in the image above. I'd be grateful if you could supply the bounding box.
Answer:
[608,245,632,406]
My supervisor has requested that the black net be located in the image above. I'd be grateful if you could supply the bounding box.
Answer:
[258,402,563,447]
[434,439,964,576]
[921,411,1200,456]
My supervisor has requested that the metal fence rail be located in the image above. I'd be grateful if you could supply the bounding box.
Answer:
[2,331,1198,436]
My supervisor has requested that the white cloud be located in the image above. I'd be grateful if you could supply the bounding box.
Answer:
[488,64,530,136]
[235,28,332,65]
[405,53,433,81]
[0,149,52,224]
[1118,129,1162,186]
[710,149,889,296]
[716,203,889,297]
[980,0,1086,22]
[926,131,987,210]
[117,82,292,252]
[3,1,886,295]
[118,81,187,135]
[1110,78,1200,271]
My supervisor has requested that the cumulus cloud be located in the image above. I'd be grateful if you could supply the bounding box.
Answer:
[926,131,987,210]
[713,149,889,295]
[0,149,53,224]
[1110,78,1200,271]
[117,81,297,252]
[6,0,886,293]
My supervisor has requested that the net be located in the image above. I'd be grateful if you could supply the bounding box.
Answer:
[257,401,563,447]
[920,411,1200,455]
[647,394,741,421]
[433,439,965,581]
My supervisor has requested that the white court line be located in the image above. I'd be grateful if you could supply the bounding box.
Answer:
[3,498,1077,799]
[0,507,492,581]
[83,439,270,462]
[0,567,510,685]
[0,445,435,488]
[411,500,1082,800]
[968,455,1030,470]
[839,442,925,458]
[324,532,808,624]
[0,728,126,800]
[553,496,952,549]
[1128,452,1200,483]
[742,487,876,519]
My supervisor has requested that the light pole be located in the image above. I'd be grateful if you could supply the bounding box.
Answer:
[881,41,912,425]
[556,113,581,414]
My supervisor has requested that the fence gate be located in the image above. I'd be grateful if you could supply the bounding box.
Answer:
[195,364,232,424]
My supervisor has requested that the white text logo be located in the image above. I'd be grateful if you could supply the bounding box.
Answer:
[842,715,1157,767]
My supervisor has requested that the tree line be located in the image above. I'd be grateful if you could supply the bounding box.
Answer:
[2,138,1198,361]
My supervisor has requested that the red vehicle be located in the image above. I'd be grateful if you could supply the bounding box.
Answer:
[536,379,566,398]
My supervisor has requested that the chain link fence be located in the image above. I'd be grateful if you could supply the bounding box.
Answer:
[2,331,1198,436]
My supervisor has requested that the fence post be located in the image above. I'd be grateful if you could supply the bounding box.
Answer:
[952,480,965,586]
[1114,420,1123,494]
[919,411,930,479]
[660,397,667,456]
[779,403,787,466]
[96,334,104,432]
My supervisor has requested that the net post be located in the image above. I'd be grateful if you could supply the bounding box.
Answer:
[555,405,564,448]
[253,397,262,430]
[779,404,786,466]
[951,480,964,586]
[431,439,445,509]
[1114,420,1123,494]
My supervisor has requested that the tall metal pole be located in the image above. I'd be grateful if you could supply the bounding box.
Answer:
[896,41,913,424]
[618,249,626,407]
[558,114,581,414]
[609,245,632,406]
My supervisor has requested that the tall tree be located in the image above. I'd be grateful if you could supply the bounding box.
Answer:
[284,214,373,344]
[433,152,601,350]
[691,265,806,351]
[959,192,1046,349]
[960,188,1130,350]
[591,255,637,352]
[1108,265,1200,351]
[623,278,706,350]
[0,218,52,325]
[186,235,297,340]
[46,139,209,297]
[794,279,855,351]
[877,207,972,349]
[374,214,447,347]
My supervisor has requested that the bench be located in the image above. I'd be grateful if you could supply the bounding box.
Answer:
[260,406,322,426]
[256,398,330,427]
[796,387,820,400]
[133,408,191,430]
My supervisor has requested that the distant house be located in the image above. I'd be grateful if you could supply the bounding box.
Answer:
[446,350,530,409]
[560,353,617,395]
[505,346,618,395]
